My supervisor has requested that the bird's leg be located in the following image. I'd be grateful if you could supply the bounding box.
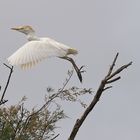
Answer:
[60,56,84,83]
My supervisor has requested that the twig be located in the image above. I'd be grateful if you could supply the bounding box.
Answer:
[50,134,60,140]
[106,52,119,77]
[0,63,13,105]
[33,69,74,115]
[103,86,113,91]
[68,53,132,140]
[106,62,132,80]
[20,69,74,135]
[106,76,121,84]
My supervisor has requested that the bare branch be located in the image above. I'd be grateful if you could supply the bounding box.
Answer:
[50,134,60,140]
[106,76,121,84]
[68,53,132,140]
[106,62,132,80]
[106,52,119,77]
[0,63,13,105]
[103,86,113,91]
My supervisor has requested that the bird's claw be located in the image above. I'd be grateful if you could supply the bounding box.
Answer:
[76,65,86,83]
[79,65,85,70]
[79,65,86,73]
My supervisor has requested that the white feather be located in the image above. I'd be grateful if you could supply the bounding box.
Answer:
[8,25,78,69]
[7,38,73,69]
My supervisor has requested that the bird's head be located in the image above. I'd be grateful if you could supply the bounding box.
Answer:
[11,25,35,35]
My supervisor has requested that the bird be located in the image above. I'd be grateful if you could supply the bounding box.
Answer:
[7,25,83,82]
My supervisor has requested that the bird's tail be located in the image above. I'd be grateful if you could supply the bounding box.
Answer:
[67,48,78,55]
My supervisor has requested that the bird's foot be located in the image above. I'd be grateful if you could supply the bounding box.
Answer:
[79,65,86,73]
[77,65,86,83]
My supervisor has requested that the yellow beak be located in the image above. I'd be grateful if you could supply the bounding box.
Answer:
[11,27,20,30]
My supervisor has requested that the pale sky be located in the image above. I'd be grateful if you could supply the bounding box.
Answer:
[0,0,139,140]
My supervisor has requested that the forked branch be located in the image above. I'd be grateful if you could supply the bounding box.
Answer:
[0,63,13,105]
[68,53,132,140]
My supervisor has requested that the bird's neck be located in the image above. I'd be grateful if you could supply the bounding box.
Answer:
[27,32,40,41]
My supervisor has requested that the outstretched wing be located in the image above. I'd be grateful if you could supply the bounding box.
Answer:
[7,39,68,69]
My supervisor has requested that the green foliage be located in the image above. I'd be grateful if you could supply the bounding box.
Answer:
[0,70,93,140]
[0,97,66,140]
[47,86,93,108]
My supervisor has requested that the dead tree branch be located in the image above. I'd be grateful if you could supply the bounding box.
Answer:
[68,53,132,140]
[0,63,13,105]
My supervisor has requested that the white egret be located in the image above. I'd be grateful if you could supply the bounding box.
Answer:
[7,25,83,82]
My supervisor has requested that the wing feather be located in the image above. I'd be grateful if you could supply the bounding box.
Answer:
[7,38,76,69]
[7,41,47,69]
